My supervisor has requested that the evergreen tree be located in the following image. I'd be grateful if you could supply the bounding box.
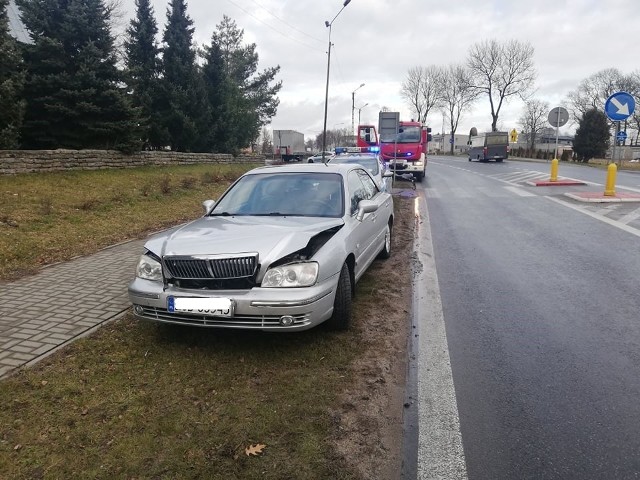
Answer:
[573,109,610,162]
[203,15,281,152]
[0,0,25,148]
[159,0,209,152]
[124,0,165,149]
[17,0,141,151]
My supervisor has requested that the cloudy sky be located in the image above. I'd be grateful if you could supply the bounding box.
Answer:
[116,0,638,141]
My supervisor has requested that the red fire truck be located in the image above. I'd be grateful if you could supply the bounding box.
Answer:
[356,121,432,182]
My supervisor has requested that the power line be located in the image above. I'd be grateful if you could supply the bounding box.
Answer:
[225,0,324,53]
[247,0,324,45]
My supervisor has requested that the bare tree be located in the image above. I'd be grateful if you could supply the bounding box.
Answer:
[314,127,350,151]
[566,68,624,122]
[400,65,443,124]
[467,39,536,132]
[518,99,549,151]
[630,71,640,145]
[567,68,640,144]
[441,65,478,154]
[259,127,272,154]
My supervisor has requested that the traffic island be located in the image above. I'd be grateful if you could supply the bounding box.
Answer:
[528,179,587,186]
[564,191,640,203]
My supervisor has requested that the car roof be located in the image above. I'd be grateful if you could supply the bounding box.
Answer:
[248,163,358,176]
[331,153,379,160]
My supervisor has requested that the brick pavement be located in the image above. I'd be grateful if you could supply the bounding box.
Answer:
[0,239,146,378]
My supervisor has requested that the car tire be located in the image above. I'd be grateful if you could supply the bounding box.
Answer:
[415,173,424,182]
[326,263,352,331]
[378,223,392,259]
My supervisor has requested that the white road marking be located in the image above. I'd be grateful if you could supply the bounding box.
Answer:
[500,172,547,183]
[503,186,537,197]
[617,206,640,225]
[417,195,468,480]
[546,196,640,238]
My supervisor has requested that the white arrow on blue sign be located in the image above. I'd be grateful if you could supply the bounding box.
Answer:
[617,131,627,142]
[605,91,636,121]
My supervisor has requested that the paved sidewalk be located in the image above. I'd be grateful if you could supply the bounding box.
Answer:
[0,239,145,378]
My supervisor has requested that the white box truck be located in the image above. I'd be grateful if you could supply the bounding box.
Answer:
[273,130,305,162]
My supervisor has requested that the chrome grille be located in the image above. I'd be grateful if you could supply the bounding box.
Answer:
[134,306,311,329]
[164,255,257,280]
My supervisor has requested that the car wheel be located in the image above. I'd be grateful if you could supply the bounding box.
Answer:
[415,173,424,183]
[468,157,471,162]
[378,223,392,259]
[326,262,352,331]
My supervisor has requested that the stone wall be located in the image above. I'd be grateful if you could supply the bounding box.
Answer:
[0,149,266,175]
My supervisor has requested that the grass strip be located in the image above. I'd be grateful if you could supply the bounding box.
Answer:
[0,164,256,280]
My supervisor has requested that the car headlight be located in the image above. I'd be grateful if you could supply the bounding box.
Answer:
[414,161,424,167]
[136,254,163,282]
[262,262,318,288]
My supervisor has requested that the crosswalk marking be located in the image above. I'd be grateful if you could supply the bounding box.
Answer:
[617,206,640,225]
[503,186,537,197]
[424,185,537,199]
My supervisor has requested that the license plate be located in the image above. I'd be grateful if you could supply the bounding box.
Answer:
[167,297,234,317]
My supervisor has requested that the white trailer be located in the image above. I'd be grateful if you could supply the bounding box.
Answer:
[273,130,305,162]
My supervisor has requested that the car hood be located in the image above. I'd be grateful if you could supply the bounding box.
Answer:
[144,215,344,263]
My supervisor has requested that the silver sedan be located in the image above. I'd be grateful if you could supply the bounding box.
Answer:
[328,152,393,192]
[128,163,394,331]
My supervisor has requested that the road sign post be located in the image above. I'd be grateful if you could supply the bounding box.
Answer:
[548,107,569,161]
[605,92,636,166]
[379,112,400,187]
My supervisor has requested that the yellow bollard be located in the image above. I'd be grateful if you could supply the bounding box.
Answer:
[550,158,559,182]
[604,163,617,196]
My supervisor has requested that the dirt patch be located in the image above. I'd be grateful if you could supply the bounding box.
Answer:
[330,192,416,479]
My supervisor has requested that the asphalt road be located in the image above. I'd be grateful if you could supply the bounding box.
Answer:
[418,156,640,479]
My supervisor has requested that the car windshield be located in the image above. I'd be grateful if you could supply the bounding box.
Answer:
[380,125,421,144]
[210,172,344,217]
[330,155,380,175]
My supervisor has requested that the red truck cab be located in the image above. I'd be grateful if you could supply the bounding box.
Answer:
[378,121,431,182]
[356,124,379,148]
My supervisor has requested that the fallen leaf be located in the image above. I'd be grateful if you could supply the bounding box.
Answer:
[14,444,22,451]
[41,381,48,386]
[245,443,266,456]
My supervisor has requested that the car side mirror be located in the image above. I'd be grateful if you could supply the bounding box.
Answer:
[356,199,378,221]
[202,199,215,215]
[382,170,394,178]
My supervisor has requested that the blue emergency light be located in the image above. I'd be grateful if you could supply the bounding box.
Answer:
[334,146,380,154]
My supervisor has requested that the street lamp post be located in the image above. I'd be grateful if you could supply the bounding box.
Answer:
[357,103,369,126]
[351,83,365,135]
[321,0,351,162]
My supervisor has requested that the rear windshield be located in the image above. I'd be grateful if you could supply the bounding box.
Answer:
[486,134,509,146]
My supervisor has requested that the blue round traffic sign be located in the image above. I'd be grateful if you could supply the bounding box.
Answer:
[605,92,636,121]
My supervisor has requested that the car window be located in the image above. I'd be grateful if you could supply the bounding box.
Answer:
[211,172,344,217]
[347,169,373,215]
[330,155,379,176]
[356,169,379,200]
